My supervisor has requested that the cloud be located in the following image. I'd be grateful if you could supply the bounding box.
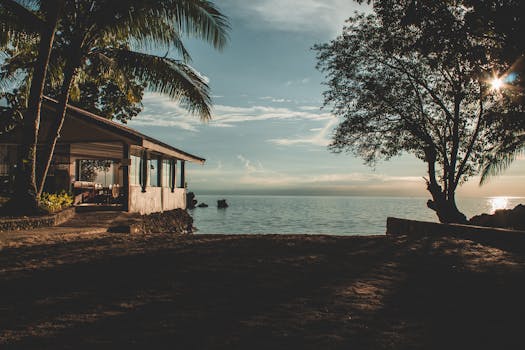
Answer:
[237,171,423,188]
[237,155,265,173]
[285,78,311,87]
[300,106,321,111]
[222,0,370,34]
[259,96,293,103]
[268,118,338,147]
[129,92,332,130]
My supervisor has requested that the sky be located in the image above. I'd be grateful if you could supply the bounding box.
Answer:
[127,0,525,198]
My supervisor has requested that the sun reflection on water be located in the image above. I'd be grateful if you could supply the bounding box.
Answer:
[489,197,509,213]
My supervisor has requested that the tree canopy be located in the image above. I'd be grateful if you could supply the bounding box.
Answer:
[315,3,523,223]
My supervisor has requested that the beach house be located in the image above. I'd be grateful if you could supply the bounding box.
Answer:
[0,97,204,214]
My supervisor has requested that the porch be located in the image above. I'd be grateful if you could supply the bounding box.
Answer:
[0,97,205,215]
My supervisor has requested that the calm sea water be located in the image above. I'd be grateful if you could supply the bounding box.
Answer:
[189,195,524,235]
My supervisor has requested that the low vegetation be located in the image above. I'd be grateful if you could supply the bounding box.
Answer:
[38,191,73,214]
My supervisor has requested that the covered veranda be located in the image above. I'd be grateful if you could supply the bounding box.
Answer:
[0,97,205,214]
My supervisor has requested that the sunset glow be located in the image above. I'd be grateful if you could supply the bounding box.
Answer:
[489,196,509,213]
[490,76,504,91]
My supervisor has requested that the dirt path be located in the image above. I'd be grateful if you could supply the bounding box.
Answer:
[1,232,525,349]
[0,211,137,249]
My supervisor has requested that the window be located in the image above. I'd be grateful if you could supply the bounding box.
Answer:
[130,155,142,185]
[162,159,174,188]
[148,158,159,187]
[77,160,115,186]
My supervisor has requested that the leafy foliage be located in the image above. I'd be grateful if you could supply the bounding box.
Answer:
[39,191,72,213]
[0,90,25,133]
[314,5,521,222]
[362,0,525,183]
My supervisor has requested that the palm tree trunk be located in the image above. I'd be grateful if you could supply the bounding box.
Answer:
[37,63,77,197]
[12,2,61,213]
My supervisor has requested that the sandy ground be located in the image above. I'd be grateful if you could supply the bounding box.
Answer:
[1,231,525,349]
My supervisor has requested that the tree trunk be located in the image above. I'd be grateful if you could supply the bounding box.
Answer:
[11,3,61,214]
[36,64,77,197]
[425,147,467,224]
[426,188,467,224]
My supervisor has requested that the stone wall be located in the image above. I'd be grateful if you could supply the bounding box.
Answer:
[0,207,76,232]
[129,208,194,234]
[386,217,525,242]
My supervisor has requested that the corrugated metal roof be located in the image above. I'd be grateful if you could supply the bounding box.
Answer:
[42,96,205,164]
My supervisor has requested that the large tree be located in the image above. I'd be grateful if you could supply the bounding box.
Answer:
[380,0,525,185]
[315,8,515,223]
[36,0,229,196]
[1,0,63,212]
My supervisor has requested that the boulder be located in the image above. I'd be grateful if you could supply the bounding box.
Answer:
[186,192,197,209]
[217,199,229,208]
[469,204,525,230]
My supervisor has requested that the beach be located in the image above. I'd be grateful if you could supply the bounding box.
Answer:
[1,231,524,349]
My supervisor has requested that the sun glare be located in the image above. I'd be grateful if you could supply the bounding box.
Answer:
[489,196,509,213]
[490,76,504,91]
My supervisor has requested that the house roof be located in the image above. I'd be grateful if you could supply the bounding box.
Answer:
[42,96,205,164]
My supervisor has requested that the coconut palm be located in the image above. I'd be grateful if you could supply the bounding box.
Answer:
[2,0,229,206]
[36,0,229,195]
[0,0,63,212]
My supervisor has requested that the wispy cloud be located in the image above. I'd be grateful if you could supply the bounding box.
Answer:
[285,78,311,86]
[222,0,369,34]
[268,118,338,147]
[129,92,332,131]
[259,96,293,103]
[237,171,423,188]
[237,154,262,173]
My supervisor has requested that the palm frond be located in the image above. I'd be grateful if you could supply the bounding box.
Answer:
[0,0,44,36]
[480,135,525,185]
[91,0,229,53]
[166,0,230,50]
[93,16,192,62]
[99,48,212,120]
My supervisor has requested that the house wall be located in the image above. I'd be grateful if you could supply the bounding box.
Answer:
[128,185,186,215]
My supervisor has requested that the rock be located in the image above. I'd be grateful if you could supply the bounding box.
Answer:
[469,204,525,230]
[186,192,197,209]
[197,203,209,208]
[217,199,228,208]
[133,209,194,234]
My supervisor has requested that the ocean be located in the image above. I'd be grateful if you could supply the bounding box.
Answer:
[189,195,524,235]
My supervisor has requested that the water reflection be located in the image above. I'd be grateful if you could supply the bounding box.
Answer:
[489,197,509,213]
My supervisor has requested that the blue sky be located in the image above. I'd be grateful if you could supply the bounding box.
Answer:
[128,0,525,197]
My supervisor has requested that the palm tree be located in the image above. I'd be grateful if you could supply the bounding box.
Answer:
[0,0,63,212]
[2,0,229,206]
[36,0,229,196]
[480,134,525,185]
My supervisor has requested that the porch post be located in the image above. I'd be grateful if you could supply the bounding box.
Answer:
[171,159,176,192]
[158,156,163,187]
[122,143,130,211]
[180,160,185,189]
[141,149,149,192]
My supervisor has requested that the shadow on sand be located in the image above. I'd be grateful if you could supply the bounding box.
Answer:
[1,233,525,349]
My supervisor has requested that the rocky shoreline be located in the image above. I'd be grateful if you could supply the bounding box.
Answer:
[469,204,525,231]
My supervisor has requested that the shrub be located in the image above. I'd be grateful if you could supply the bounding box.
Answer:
[39,191,73,214]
